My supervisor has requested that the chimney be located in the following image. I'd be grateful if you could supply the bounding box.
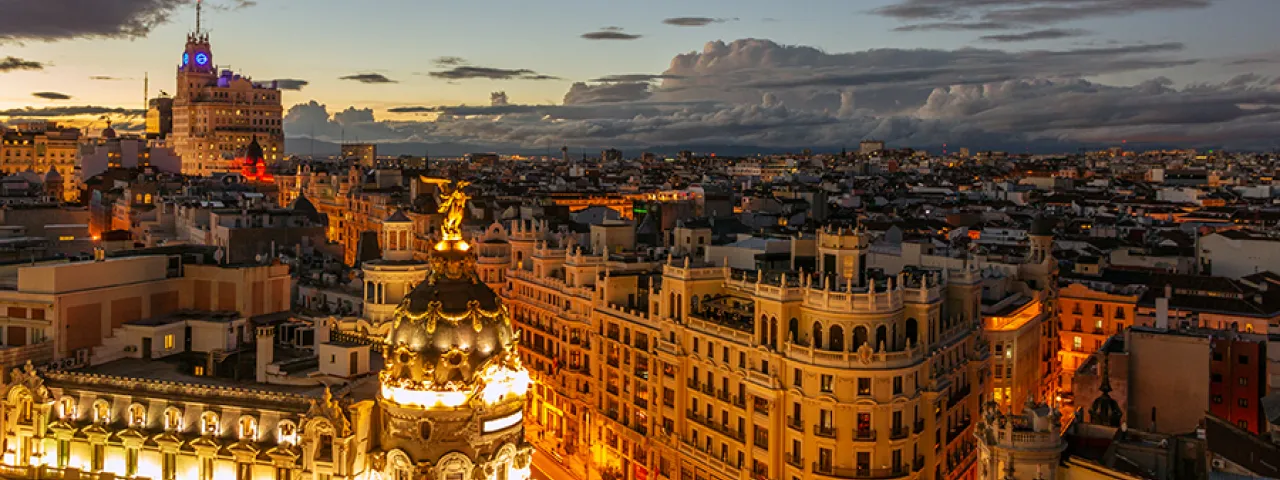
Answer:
[1155,297,1170,330]
[256,326,275,383]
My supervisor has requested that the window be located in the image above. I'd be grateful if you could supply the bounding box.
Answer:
[164,334,175,349]
[1237,420,1249,430]
[93,400,110,424]
[820,375,833,393]
[1093,304,1104,317]
[165,408,183,431]
[857,377,871,396]
[893,376,903,395]
[1239,377,1248,386]
[202,457,215,480]
[1073,336,1082,350]
[92,444,105,471]
[195,365,205,376]
[1213,395,1223,404]
[1213,352,1224,361]
[1238,398,1249,408]
[1115,308,1125,320]
[1211,373,1223,383]
[1238,355,1249,365]
[238,462,253,480]
[793,368,803,387]
[240,416,259,440]
[127,448,139,477]
[201,411,220,435]
[57,440,69,468]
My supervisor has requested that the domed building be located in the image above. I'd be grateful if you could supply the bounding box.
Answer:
[375,181,532,480]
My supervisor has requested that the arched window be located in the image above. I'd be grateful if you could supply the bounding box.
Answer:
[812,322,824,350]
[828,325,845,352]
[853,326,869,351]
[200,411,220,436]
[128,404,146,428]
[905,318,919,346]
[760,315,769,345]
[769,317,778,349]
[788,318,799,343]
[239,416,258,441]
[875,325,887,352]
[93,400,111,424]
[277,420,298,445]
[58,397,77,420]
[164,407,183,431]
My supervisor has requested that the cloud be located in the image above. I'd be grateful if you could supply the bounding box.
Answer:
[874,0,1213,27]
[591,74,684,83]
[89,75,124,81]
[340,73,397,84]
[429,66,559,81]
[272,79,310,90]
[582,27,642,40]
[563,82,653,104]
[0,0,191,43]
[0,56,44,72]
[663,17,736,27]
[980,28,1091,43]
[894,21,1014,32]
[433,56,467,67]
[491,92,509,106]
[0,106,144,118]
[287,37,1280,153]
[32,92,72,100]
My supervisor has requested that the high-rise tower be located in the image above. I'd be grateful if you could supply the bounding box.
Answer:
[170,0,284,176]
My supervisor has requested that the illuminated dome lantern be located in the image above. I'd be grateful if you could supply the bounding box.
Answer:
[376,178,532,480]
[238,136,274,183]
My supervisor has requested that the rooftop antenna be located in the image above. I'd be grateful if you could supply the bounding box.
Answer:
[195,0,202,35]
[143,72,149,111]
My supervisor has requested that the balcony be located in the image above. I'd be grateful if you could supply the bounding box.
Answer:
[732,395,746,409]
[914,419,925,434]
[787,416,804,432]
[787,455,803,469]
[853,429,877,441]
[913,456,925,472]
[634,397,649,409]
[813,425,836,439]
[634,368,650,380]
[812,463,910,479]
[716,389,729,402]
[685,409,746,442]
[701,383,714,395]
[890,426,909,440]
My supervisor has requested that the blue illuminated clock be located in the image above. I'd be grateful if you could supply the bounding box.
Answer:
[195,52,209,66]
[183,52,190,65]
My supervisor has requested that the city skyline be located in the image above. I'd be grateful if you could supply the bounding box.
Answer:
[3,0,1280,152]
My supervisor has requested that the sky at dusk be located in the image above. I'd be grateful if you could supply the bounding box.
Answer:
[3,0,1280,152]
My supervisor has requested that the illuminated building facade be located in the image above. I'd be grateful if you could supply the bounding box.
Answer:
[0,122,80,190]
[973,399,1065,480]
[170,3,284,177]
[237,137,275,183]
[503,225,991,480]
[0,181,532,480]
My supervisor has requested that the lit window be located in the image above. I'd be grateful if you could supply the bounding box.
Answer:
[164,334,175,350]
[1072,336,1082,350]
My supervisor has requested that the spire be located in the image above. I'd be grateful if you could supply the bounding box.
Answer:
[195,0,203,36]
[1098,352,1113,394]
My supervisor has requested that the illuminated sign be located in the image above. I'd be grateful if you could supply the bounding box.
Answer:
[482,411,523,433]
[58,236,74,241]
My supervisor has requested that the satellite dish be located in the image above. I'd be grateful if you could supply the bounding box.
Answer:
[214,248,225,263]
[255,254,264,263]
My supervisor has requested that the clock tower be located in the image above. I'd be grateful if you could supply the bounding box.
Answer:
[177,0,214,100]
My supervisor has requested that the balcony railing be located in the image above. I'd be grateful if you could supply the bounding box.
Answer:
[890,426,909,440]
[853,429,877,441]
[812,463,910,479]
[813,425,836,438]
[914,418,925,434]
[787,416,804,432]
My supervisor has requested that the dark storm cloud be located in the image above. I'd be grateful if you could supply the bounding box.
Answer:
[433,56,467,67]
[582,27,642,40]
[429,67,560,81]
[981,28,1091,43]
[339,73,397,84]
[894,21,1014,32]
[663,17,736,27]
[0,106,144,117]
[590,74,684,83]
[0,0,191,43]
[563,82,653,104]
[32,92,72,100]
[874,0,1213,26]
[272,79,309,90]
[0,57,44,72]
